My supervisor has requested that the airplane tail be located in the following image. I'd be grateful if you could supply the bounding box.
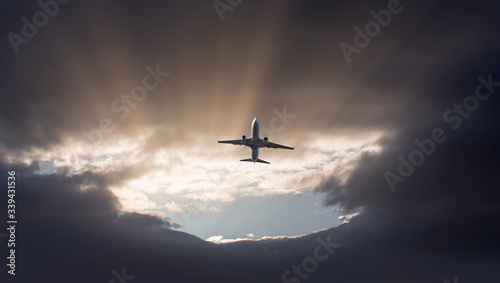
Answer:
[239,158,270,164]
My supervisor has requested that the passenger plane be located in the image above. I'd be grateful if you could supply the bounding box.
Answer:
[218,118,294,164]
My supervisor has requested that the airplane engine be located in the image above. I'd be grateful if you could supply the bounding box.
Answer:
[241,135,246,143]
[263,137,269,145]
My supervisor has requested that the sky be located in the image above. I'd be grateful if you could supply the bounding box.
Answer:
[0,0,499,282]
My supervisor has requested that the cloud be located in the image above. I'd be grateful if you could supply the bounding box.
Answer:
[337,211,361,224]
[164,200,182,212]
[0,0,499,282]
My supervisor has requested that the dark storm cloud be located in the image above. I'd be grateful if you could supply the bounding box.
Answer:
[0,161,341,282]
[1,0,499,282]
[2,0,497,153]
[1,158,498,282]
[312,30,500,283]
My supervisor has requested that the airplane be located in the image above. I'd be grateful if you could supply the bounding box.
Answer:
[218,118,294,164]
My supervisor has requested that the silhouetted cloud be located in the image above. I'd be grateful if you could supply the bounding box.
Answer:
[1,0,499,282]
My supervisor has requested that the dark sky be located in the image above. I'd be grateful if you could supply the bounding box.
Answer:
[1,0,499,282]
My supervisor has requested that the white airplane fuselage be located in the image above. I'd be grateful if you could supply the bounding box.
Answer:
[250,118,260,162]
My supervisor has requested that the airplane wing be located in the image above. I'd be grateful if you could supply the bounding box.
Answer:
[258,140,294,150]
[218,139,248,146]
[267,142,294,150]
